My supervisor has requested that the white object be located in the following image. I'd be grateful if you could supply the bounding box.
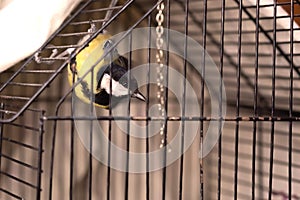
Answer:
[0,0,82,72]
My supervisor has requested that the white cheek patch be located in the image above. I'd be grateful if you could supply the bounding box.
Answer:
[100,74,130,97]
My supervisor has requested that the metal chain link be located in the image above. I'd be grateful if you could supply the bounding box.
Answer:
[156,2,168,150]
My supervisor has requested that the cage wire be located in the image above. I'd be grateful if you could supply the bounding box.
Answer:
[0,0,300,199]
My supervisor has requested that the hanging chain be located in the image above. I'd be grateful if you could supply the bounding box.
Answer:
[156,2,166,150]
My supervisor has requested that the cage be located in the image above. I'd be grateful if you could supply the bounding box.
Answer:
[0,0,300,199]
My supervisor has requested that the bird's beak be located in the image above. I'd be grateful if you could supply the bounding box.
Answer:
[132,91,146,102]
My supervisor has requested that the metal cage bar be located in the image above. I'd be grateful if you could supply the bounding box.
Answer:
[1,0,300,200]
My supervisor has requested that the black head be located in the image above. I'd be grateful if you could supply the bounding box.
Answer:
[96,63,146,102]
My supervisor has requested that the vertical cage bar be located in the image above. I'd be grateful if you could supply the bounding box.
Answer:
[179,0,189,199]
[234,0,243,199]
[0,103,4,171]
[268,2,277,199]
[49,116,58,200]
[125,33,133,200]
[146,16,152,200]
[252,0,260,199]
[257,123,263,198]
[162,0,170,199]
[0,104,6,199]
[69,122,74,200]
[88,66,95,200]
[218,0,226,199]
[217,0,226,199]
[201,0,207,199]
[107,51,113,200]
[288,0,294,199]
[36,111,45,200]
[69,60,77,200]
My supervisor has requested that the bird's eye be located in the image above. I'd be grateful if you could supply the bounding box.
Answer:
[103,39,113,50]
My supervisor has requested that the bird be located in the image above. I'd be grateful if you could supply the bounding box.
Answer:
[68,33,146,109]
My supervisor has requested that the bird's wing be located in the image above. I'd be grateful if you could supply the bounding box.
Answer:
[94,89,110,108]
[117,56,129,69]
[69,34,111,93]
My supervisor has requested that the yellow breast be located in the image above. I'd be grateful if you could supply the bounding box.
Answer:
[67,33,112,108]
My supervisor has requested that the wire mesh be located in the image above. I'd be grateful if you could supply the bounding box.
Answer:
[0,0,300,199]
[0,106,44,200]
